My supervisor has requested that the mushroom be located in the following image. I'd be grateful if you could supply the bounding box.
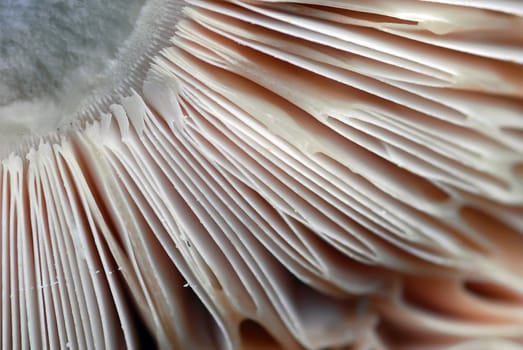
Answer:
[1,0,523,349]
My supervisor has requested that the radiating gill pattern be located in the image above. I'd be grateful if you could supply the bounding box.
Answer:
[1,1,523,349]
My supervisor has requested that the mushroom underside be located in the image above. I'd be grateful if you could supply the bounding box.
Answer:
[1,1,523,349]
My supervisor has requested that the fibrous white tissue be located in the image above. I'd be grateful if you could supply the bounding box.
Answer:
[0,0,144,141]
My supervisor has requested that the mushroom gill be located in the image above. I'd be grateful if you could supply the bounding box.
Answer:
[1,0,523,349]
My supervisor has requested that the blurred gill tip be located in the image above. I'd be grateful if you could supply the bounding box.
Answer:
[1,1,523,350]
